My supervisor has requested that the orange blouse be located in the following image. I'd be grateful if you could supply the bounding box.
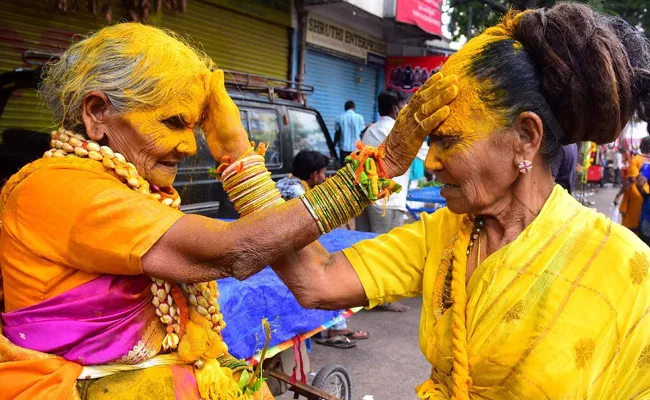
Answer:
[0,162,183,312]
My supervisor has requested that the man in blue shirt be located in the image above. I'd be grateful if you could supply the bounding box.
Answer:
[334,100,365,163]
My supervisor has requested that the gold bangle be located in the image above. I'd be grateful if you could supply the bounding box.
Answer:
[301,196,325,233]
[222,158,285,215]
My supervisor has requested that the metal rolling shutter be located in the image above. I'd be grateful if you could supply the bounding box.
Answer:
[304,49,379,140]
[159,1,289,79]
[0,0,110,136]
[0,0,289,137]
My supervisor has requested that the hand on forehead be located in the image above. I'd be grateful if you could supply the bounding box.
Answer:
[434,38,508,140]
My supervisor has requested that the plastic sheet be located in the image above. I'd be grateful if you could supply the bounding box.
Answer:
[217,228,377,359]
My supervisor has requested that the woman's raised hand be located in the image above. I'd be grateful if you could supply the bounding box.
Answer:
[202,70,253,163]
[382,72,458,178]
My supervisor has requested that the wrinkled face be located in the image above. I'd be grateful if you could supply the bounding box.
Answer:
[429,133,520,214]
[105,77,209,187]
[426,37,518,214]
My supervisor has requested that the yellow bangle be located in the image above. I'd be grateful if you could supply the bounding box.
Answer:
[220,155,284,216]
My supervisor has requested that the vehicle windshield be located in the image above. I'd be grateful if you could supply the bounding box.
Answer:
[289,109,329,157]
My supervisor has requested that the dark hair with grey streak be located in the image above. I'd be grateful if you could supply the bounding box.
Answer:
[470,3,650,163]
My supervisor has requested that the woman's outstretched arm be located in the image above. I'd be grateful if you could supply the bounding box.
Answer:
[142,199,322,282]
[144,71,457,293]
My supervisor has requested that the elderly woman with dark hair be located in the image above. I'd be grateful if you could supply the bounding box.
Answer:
[265,4,650,399]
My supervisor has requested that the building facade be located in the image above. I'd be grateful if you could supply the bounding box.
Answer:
[0,0,293,133]
[297,0,450,138]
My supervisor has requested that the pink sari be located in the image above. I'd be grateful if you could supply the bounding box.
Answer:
[2,275,163,366]
[0,275,200,400]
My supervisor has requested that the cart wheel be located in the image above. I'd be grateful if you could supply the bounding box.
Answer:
[312,364,351,400]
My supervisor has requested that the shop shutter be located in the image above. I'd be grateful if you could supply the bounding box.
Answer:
[0,0,289,137]
[0,0,111,136]
[304,49,378,140]
[158,1,289,79]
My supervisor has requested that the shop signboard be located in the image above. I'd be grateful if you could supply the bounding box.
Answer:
[385,55,449,93]
[395,0,443,36]
[306,14,386,65]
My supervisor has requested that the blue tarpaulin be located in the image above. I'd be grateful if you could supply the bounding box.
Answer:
[217,229,377,359]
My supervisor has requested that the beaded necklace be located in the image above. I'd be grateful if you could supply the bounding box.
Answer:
[44,128,226,352]
[467,216,484,262]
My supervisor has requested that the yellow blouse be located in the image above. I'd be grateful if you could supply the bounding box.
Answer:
[344,186,650,399]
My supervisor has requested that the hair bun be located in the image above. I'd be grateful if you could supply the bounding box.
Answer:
[607,16,650,123]
[512,3,648,145]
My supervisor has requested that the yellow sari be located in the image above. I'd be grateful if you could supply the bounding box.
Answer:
[345,186,650,399]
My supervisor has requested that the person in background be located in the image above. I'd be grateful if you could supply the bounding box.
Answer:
[275,150,368,348]
[635,137,650,243]
[615,138,647,232]
[359,89,428,233]
[275,150,329,201]
[551,143,578,193]
[613,148,623,186]
[356,88,429,313]
[334,100,365,163]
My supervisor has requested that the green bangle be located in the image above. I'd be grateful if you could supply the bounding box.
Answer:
[217,355,250,374]
[302,164,371,234]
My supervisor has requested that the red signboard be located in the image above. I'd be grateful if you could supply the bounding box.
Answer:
[396,0,443,36]
[385,55,449,93]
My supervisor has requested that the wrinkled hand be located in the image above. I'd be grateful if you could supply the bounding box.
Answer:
[383,72,458,178]
[201,70,253,163]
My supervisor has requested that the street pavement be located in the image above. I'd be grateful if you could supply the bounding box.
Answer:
[278,297,428,400]
[574,185,619,217]
[278,185,622,400]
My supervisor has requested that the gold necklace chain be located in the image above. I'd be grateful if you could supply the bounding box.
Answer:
[467,216,484,266]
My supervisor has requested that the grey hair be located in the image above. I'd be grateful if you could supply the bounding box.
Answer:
[40,22,213,133]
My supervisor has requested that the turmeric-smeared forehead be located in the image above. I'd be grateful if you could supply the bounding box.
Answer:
[433,10,532,138]
[434,14,529,143]
[42,22,213,130]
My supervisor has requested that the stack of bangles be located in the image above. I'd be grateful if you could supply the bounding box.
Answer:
[301,164,372,233]
[218,143,400,234]
[216,355,250,375]
[220,153,284,216]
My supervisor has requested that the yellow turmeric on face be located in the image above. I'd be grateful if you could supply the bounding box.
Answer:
[117,76,209,187]
[423,20,524,170]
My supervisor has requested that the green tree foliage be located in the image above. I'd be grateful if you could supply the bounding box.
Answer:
[446,0,649,41]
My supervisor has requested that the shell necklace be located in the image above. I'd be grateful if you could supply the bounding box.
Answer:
[45,128,226,352]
